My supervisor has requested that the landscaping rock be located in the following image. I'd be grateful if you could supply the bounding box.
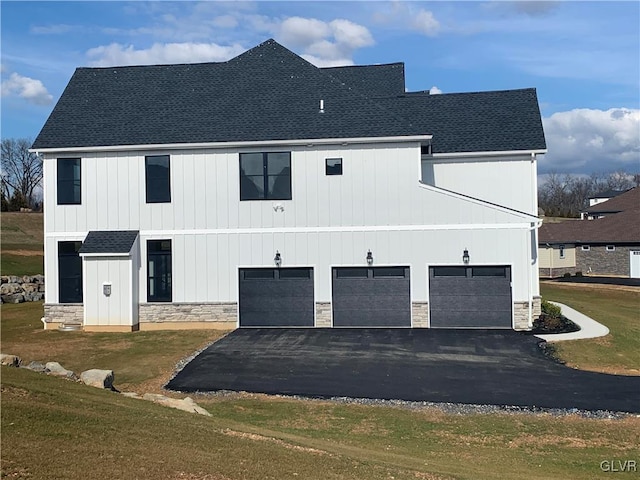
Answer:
[33,274,45,284]
[1,293,25,304]
[0,354,22,367]
[45,362,76,379]
[142,393,212,416]
[0,276,8,284]
[121,392,140,398]
[0,283,20,295]
[80,369,114,389]
[23,361,47,373]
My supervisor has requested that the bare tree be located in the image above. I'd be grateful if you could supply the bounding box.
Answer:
[1,138,43,209]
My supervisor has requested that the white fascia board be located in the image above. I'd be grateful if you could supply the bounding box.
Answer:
[80,252,131,258]
[431,149,547,159]
[29,135,433,154]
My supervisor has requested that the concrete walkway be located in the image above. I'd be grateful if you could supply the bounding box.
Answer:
[535,301,609,342]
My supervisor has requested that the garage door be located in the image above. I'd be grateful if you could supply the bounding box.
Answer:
[239,268,314,327]
[332,266,411,327]
[429,266,512,328]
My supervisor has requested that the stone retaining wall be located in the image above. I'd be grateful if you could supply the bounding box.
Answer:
[1,275,45,303]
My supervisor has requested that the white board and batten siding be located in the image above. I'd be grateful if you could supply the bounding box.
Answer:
[43,141,539,308]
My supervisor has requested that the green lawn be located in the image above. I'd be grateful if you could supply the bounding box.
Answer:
[540,283,640,375]
[1,211,44,275]
[1,287,639,480]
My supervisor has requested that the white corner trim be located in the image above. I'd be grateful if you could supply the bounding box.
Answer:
[30,135,433,154]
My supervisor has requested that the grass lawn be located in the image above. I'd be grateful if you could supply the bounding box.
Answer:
[2,287,640,479]
[540,283,640,375]
[1,212,44,275]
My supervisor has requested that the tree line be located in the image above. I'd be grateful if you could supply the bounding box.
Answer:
[1,136,638,216]
[1,138,43,211]
[538,171,640,218]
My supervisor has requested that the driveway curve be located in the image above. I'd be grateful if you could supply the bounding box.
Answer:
[167,329,640,413]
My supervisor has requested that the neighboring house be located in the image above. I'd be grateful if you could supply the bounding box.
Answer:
[31,39,547,332]
[588,189,627,207]
[539,188,640,278]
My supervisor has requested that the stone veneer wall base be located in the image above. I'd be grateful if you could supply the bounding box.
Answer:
[43,304,84,326]
[411,302,429,328]
[315,302,331,327]
[513,297,541,331]
[139,302,237,325]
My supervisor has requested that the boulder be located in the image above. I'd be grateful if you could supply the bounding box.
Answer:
[33,275,45,284]
[8,276,21,284]
[1,293,24,304]
[0,276,8,284]
[142,393,211,416]
[80,369,114,389]
[45,362,76,379]
[0,354,22,367]
[22,283,38,293]
[23,361,47,373]
[0,283,20,295]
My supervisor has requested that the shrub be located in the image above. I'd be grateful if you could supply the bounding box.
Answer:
[563,272,571,278]
[575,271,583,277]
[541,300,562,319]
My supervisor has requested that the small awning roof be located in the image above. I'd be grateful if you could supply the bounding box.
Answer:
[79,230,139,256]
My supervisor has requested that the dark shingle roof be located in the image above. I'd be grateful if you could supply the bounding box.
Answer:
[584,187,639,214]
[32,38,546,154]
[377,89,547,153]
[321,63,405,97]
[539,209,640,244]
[79,230,139,254]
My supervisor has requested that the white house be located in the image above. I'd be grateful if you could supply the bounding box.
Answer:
[32,39,546,332]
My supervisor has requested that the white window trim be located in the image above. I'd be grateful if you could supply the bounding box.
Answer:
[581,245,590,251]
[606,245,615,252]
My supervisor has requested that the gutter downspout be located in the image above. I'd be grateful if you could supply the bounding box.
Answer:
[528,219,543,328]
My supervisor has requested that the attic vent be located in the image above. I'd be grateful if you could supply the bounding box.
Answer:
[319,99,324,114]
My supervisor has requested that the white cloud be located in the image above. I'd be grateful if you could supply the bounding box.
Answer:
[278,16,331,47]
[429,86,443,95]
[1,72,53,105]
[541,108,640,174]
[86,42,246,67]
[411,9,440,36]
[372,3,440,37]
[329,19,374,49]
[211,15,238,29]
[275,16,373,67]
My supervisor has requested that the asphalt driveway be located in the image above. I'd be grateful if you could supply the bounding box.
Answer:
[166,329,640,413]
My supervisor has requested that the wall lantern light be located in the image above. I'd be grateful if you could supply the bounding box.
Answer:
[463,248,470,264]
[274,251,282,267]
[366,250,374,265]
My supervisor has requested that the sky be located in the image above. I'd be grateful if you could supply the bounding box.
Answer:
[1,0,639,176]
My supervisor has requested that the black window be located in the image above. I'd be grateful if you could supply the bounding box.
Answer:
[240,152,291,200]
[147,240,172,302]
[279,268,312,279]
[57,158,81,205]
[243,269,275,279]
[58,241,82,303]
[336,268,368,278]
[472,267,507,277]
[373,267,407,278]
[145,155,171,203]
[325,158,343,175]
[432,266,467,277]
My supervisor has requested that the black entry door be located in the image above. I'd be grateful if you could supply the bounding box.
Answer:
[429,266,512,328]
[332,266,411,327]
[239,268,314,327]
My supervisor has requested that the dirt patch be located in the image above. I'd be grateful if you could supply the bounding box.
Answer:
[540,280,640,293]
[0,384,32,398]
[222,429,330,455]
[2,250,44,257]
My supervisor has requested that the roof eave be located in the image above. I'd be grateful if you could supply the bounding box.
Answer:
[30,134,433,154]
